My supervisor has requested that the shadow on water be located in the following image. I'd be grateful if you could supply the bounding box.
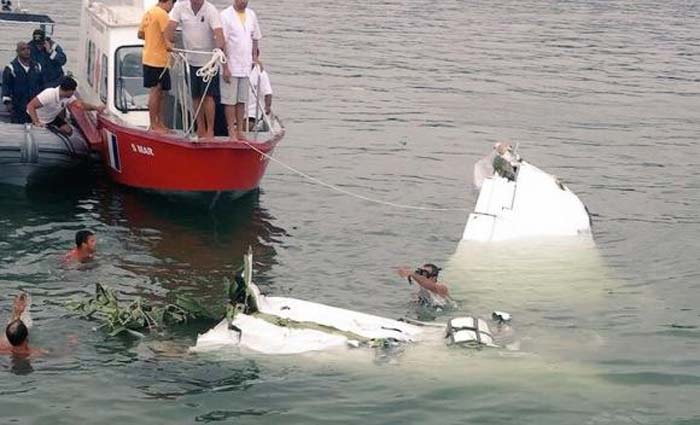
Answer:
[92,185,289,303]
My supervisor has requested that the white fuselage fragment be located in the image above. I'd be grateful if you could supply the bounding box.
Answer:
[191,284,424,355]
[463,161,591,242]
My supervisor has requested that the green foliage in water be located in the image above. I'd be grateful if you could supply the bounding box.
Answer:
[68,283,211,337]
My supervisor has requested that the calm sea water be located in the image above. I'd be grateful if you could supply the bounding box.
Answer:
[1,0,700,423]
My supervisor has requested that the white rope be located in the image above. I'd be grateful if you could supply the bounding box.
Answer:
[242,140,470,212]
[170,48,227,136]
[170,47,226,83]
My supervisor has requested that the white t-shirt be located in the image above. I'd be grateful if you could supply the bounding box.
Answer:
[220,6,262,77]
[34,87,76,124]
[169,0,222,67]
[247,64,272,119]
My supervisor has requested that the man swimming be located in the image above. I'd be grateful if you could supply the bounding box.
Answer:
[397,263,455,309]
[64,230,97,263]
[0,293,41,356]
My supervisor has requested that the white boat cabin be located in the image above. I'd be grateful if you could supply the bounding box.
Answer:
[78,0,156,128]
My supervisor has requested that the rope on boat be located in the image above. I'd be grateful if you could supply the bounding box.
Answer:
[170,48,227,135]
[241,141,470,212]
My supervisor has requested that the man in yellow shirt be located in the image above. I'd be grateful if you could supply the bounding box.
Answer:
[138,0,174,133]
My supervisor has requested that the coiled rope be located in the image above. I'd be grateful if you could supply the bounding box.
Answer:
[169,48,227,135]
[242,140,470,212]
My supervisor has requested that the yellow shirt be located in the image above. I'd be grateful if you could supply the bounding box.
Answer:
[237,10,246,25]
[139,6,170,67]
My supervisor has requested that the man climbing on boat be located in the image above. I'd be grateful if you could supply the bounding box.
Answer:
[138,0,175,133]
[165,0,225,139]
[2,41,44,123]
[397,263,455,310]
[26,76,105,136]
[220,0,262,141]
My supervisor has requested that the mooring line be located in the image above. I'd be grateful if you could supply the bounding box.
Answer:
[242,141,470,212]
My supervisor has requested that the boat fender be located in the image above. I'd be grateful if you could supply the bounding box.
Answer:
[21,123,38,163]
[445,316,496,347]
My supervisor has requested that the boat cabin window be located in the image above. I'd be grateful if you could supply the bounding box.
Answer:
[86,40,95,87]
[100,53,108,103]
[115,46,148,112]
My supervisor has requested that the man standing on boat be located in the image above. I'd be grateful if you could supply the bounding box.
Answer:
[220,0,262,141]
[2,42,44,123]
[27,28,66,88]
[165,0,225,139]
[246,54,272,131]
[138,0,175,133]
[26,76,105,136]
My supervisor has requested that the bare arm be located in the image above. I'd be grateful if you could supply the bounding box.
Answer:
[26,96,44,126]
[164,20,177,43]
[213,27,225,51]
[76,100,105,113]
[11,293,27,321]
[252,39,259,63]
[396,266,449,297]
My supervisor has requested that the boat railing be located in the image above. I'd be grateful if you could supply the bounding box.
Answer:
[169,48,278,141]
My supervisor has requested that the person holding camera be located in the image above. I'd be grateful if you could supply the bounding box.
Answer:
[28,28,66,88]
[396,263,454,309]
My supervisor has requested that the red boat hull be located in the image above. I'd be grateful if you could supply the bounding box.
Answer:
[71,105,283,193]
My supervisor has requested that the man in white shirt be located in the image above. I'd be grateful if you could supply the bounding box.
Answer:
[26,76,104,136]
[246,60,272,131]
[219,0,262,141]
[165,0,225,139]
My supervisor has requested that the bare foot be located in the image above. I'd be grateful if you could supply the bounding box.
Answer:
[234,130,247,142]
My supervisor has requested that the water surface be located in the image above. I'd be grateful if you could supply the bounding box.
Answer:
[1,0,700,423]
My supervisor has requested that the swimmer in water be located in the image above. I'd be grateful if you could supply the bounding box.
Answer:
[397,263,455,309]
[64,230,97,264]
[0,293,42,356]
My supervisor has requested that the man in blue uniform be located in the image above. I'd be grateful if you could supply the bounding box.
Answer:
[28,28,66,88]
[2,42,44,123]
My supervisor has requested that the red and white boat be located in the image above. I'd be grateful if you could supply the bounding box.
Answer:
[71,0,284,198]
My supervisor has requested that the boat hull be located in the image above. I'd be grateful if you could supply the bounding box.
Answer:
[94,116,283,193]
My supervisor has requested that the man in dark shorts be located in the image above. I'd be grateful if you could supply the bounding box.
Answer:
[166,0,225,138]
[26,76,104,136]
[138,0,174,133]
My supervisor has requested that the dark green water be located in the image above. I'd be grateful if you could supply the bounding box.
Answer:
[1,0,700,423]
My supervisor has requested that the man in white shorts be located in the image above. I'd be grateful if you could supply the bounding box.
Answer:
[246,57,272,131]
[219,0,261,141]
[165,0,225,139]
[26,76,104,136]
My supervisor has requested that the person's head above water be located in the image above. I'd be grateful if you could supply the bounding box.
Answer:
[75,230,96,252]
[417,263,441,281]
[5,319,28,347]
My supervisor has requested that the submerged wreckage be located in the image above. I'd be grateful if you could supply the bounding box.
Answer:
[193,145,590,356]
[465,143,592,242]
[191,250,501,355]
